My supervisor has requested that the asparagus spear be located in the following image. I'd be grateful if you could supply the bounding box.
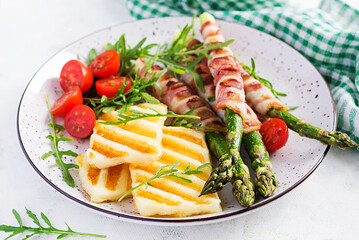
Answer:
[267,108,359,150]
[203,132,234,194]
[205,132,228,158]
[201,131,235,195]
[203,109,255,207]
[196,13,256,205]
[243,131,277,197]
[236,52,359,150]
[226,108,255,207]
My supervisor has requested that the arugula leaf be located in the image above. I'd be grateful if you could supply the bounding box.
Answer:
[0,208,106,239]
[118,162,210,202]
[238,58,287,99]
[143,15,233,93]
[25,208,42,229]
[86,48,98,64]
[169,108,224,132]
[44,95,78,187]
[83,67,166,117]
[12,210,22,227]
[105,34,157,77]
[140,92,160,104]
[100,109,199,125]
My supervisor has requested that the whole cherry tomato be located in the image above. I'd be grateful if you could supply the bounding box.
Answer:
[64,104,96,139]
[259,118,289,151]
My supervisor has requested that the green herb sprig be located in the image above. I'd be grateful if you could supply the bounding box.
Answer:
[238,58,299,110]
[169,108,224,132]
[238,58,287,99]
[42,95,78,187]
[0,208,106,239]
[100,107,224,132]
[84,67,166,117]
[106,34,158,76]
[119,162,210,202]
[85,48,98,65]
[145,15,234,93]
[85,34,157,77]
[100,108,200,125]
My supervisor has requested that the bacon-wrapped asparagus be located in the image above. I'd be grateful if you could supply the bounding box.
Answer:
[181,38,277,198]
[237,64,358,149]
[200,13,261,134]
[198,12,357,150]
[199,13,260,205]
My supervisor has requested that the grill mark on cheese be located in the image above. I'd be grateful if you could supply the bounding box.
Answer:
[96,128,158,154]
[96,119,156,139]
[162,129,204,147]
[135,189,181,206]
[87,167,101,186]
[118,124,157,138]
[105,165,123,191]
[135,175,212,205]
[156,153,209,181]
[162,137,204,163]
[134,165,205,191]
[92,141,129,158]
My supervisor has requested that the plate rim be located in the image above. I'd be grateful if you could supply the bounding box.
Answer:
[17,16,335,225]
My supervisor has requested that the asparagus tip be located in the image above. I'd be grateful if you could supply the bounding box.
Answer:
[329,131,359,150]
[232,164,256,207]
[232,178,255,207]
[200,165,234,195]
[255,166,277,198]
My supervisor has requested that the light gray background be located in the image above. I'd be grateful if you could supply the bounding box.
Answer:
[1,0,359,239]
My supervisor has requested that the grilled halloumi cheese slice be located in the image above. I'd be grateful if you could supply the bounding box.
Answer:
[76,154,131,203]
[130,126,222,217]
[86,103,167,169]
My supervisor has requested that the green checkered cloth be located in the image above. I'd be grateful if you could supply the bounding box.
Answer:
[126,0,359,149]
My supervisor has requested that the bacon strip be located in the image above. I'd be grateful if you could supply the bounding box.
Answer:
[134,58,226,132]
[238,65,288,115]
[200,21,261,133]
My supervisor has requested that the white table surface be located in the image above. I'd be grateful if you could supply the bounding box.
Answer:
[1,0,359,239]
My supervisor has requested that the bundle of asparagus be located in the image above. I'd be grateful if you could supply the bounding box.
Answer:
[133,13,358,208]
[198,13,278,202]
[132,14,278,206]
[181,40,277,198]
[181,12,358,201]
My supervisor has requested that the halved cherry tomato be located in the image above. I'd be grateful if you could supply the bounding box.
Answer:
[59,60,93,93]
[51,86,83,116]
[259,118,289,151]
[95,76,131,98]
[64,105,96,139]
[89,49,120,78]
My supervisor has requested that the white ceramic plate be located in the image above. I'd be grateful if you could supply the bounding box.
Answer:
[17,17,335,225]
